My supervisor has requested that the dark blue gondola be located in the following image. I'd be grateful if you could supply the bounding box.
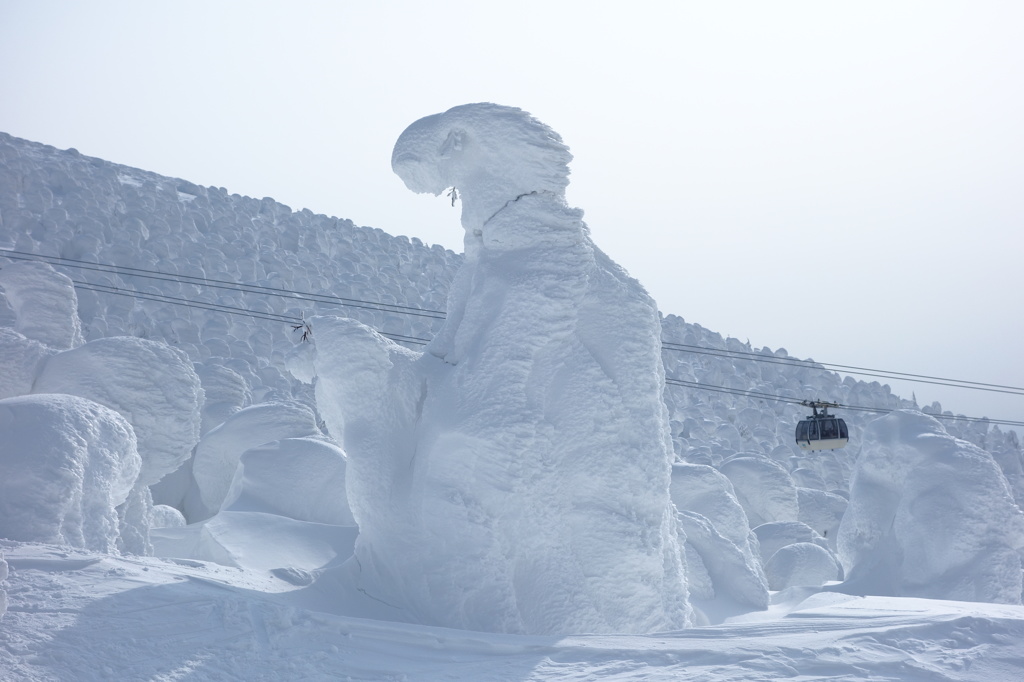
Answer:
[795,400,849,451]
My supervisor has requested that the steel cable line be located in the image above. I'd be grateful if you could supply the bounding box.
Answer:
[1,249,446,320]
[74,281,301,325]
[58,276,1024,427]
[5,250,1022,402]
[73,281,431,346]
[664,377,1024,429]
[661,340,1024,395]
[664,377,805,406]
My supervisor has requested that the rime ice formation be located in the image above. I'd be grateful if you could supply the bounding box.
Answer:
[838,410,1024,604]
[719,455,800,528]
[312,103,690,635]
[671,463,760,562]
[677,510,770,620]
[221,437,354,526]
[754,521,832,563]
[33,335,203,487]
[796,487,847,552]
[0,327,50,399]
[184,401,321,521]
[764,541,840,590]
[0,261,80,399]
[0,260,84,350]
[0,394,140,552]
[670,463,768,619]
[151,504,186,529]
[194,363,252,436]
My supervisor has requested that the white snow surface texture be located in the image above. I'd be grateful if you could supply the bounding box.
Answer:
[312,103,689,635]
[2,110,1024,678]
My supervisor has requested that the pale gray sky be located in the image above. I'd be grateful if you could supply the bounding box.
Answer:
[1,1,1021,425]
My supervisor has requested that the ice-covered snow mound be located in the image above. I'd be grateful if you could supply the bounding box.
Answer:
[0,260,84,350]
[0,394,140,553]
[671,462,759,561]
[677,510,769,621]
[796,486,847,551]
[754,520,831,563]
[764,541,840,590]
[193,362,253,436]
[152,423,356,574]
[0,261,80,399]
[151,504,186,529]
[221,436,355,526]
[151,511,357,574]
[670,463,768,619]
[719,454,799,527]
[312,103,691,635]
[0,327,51,400]
[839,409,1024,604]
[183,401,321,521]
[32,335,203,487]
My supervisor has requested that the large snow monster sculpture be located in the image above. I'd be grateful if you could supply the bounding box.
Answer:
[312,103,691,635]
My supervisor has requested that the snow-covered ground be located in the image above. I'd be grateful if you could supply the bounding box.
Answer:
[2,105,1024,680]
[4,540,1024,681]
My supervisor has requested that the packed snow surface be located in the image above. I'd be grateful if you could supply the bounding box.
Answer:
[4,540,1024,681]
[2,110,1024,677]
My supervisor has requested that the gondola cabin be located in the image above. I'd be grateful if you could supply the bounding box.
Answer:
[795,401,849,451]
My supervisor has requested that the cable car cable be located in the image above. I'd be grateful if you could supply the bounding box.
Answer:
[60,277,1024,428]
[5,250,1021,401]
[664,377,1024,428]
[661,341,1024,395]
[72,281,430,346]
[1,250,446,320]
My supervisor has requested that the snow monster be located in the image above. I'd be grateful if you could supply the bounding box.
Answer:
[312,103,691,634]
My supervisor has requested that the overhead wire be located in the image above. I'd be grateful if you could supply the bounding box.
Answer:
[665,377,805,406]
[8,250,1022,391]
[73,281,300,326]
[72,280,431,346]
[72,282,1024,428]
[665,377,1024,429]
[0,249,446,320]
[661,341,1024,396]
[3,250,1020,425]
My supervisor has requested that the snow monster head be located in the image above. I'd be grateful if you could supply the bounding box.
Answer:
[391,103,573,229]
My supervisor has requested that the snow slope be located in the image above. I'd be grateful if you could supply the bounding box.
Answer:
[3,113,1024,679]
